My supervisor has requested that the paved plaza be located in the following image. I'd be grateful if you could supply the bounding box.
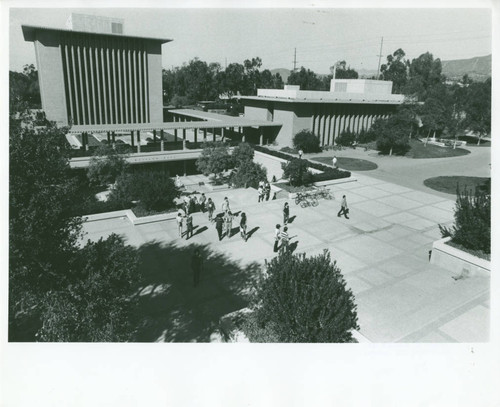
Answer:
[81,161,490,343]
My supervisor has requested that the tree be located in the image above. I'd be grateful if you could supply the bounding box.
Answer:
[252,250,359,342]
[282,158,314,187]
[292,130,321,153]
[462,77,491,144]
[231,142,254,166]
[374,107,415,155]
[9,64,42,113]
[87,144,129,187]
[195,142,233,182]
[37,234,140,342]
[405,52,444,100]
[287,67,323,90]
[229,160,267,188]
[330,60,359,80]
[380,48,409,94]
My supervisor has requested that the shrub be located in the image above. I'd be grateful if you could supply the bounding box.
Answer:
[196,141,234,181]
[280,146,298,154]
[109,170,180,212]
[336,130,356,147]
[229,160,267,188]
[87,145,129,187]
[357,128,377,144]
[252,250,359,342]
[312,168,351,183]
[231,142,254,166]
[292,130,321,153]
[439,185,490,254]
[281,158,314,186]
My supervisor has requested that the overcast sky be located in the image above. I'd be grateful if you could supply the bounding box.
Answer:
[9,7,492,74]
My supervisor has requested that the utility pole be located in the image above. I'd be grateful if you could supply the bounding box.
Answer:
[293,48,297,71]
[376,36,384,80]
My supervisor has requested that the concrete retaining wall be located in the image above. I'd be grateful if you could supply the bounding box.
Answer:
[431,237,490,276]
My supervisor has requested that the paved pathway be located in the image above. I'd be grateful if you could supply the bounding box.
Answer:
[81,170,490,343]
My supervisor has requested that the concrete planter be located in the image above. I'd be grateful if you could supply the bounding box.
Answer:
[84,208,178,226]
[431,237,490,276]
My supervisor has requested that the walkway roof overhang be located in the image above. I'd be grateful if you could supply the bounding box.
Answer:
[22,25,173,44]
[239,95,405,105]
[68,119,281,134]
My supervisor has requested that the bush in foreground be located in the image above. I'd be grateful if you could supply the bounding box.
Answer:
[439,183,490,254]
[252,250,359,342]
[87,145,129,187]
[293,130,321,153]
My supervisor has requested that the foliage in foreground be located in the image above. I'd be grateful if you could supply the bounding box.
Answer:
[37,235,140,342]
[231,142,255,166]
[439,183,490,255]
[9,119,141,342]
[293,130,321,153]
[252,250,359,342]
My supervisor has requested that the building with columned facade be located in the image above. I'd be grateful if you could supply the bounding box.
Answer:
[22,15,171,127]
[240,79,405,147]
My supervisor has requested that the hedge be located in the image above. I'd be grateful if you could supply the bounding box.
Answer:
[253,145,351,181]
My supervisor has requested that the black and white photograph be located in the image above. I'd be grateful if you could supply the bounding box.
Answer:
[1,0,498,405]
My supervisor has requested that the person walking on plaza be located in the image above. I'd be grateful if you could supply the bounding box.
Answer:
[257,185,264,202]
[215,214,224,241]
[283,202,290,225]
[332,156,338,169]
[199,193,207,213]
[240,212,248,242]
[222,197,230,214]
[273,224,281,253]
[265,181,271,201]
[279,226,290,255]
[191,248,203,288]
[176,212,184,238]
[224,211,233,238]
[186,213,193,240]
[337,195,349,219]
[207,197,215,222]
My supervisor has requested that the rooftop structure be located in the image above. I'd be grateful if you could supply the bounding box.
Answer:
[66,13,125,35]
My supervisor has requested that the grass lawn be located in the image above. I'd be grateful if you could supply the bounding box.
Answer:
[405,139,470,159]
[423,176,490,195]
[311,156,378,171]
[458,135,491,147]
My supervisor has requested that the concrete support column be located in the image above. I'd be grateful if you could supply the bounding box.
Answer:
[203,129,207,142]
[183,160,187,176]
[174,129,178,143]
[112,132,116,149]
[107,132,111,144]
[131,131,135,147]
[221,127,225,141]
[136,130,141,153]
[194,128,198,144]
[153,129,157,143]
[182,129,186,150]
[213,128,216,142]
[259,128,264,146]
[160,129,164,151]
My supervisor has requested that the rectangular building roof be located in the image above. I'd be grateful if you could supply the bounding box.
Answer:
[239,94,404,105]
[22,24,172,44]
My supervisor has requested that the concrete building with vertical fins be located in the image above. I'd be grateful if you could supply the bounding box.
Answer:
[22,17,171,127]
[240,79,405,147]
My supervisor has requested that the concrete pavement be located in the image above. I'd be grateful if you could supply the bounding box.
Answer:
[81,169,490,342]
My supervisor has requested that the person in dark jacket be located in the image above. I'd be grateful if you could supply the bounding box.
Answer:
[337,195,349,219]
[283,202,290,225]
[240,212,248,242]
[215,214,224,241]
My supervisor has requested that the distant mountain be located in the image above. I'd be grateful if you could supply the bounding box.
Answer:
[441,54,491,81]
[270,68,291,83]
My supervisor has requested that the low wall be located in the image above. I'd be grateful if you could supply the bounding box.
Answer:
[84,208,178,226]
[431,237,490,276]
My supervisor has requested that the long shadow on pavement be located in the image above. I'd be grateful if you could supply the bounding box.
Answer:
[133,241,261,342]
